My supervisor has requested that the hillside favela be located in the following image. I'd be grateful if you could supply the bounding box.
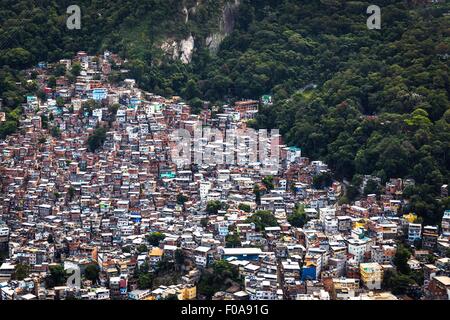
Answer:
[0,0,449,303]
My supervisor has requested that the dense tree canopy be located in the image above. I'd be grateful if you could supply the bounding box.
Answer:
[13,263,30,280]
[45,265,67,288]
[84,263,100,282]
[288,204,308,228]
[146,232,166,247]
[87,127,107,152]
[206,200,228,215]
[246,210,278,231]
[197,260,240,298]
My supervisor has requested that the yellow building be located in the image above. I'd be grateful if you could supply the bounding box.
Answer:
[353,219,366,230]
[148,247,164,266]
[177,286,197,300]
[403,213,418,223]
[148,247,164,257]
[360,263,383,290]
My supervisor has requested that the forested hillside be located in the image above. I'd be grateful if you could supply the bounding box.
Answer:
[0,0,449,223]
[0,0,230,136]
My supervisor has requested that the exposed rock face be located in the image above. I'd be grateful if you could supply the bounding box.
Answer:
[189,0,202,15]
[206,0,240,53]
[161,34,195,64]
[179,34,195,64]
[182,6,189,23]
[205,33,226,54]
[161,0,240,62]
[222,0,240,34]
[160,40,179,61]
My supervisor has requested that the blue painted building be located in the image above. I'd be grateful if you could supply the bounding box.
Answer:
[92,88,108,101]
[301,265,317,281]
[222,248,262,261]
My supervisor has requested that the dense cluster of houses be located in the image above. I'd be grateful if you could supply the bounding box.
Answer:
[0,51,449,300]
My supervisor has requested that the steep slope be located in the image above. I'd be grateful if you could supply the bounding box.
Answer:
[0,0,449,223]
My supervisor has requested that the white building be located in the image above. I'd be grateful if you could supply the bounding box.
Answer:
[347,238,369,264]
[324,216,338,235]
[319,207,336,224]
[442,210,450,237]
[199,181,212,201]
[408,223,422,243]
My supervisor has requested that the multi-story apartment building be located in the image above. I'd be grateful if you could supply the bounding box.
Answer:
[360,263,383,290]
[441,210,450,237]
[331,278,361,300]
[423,226,439,250]
[408,223,422,243]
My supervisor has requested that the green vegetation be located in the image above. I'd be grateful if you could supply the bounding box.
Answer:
[137,244,148,253]
[288,204,308,228]
[262,176,274,191]
[200,217,209,228]
[197,260,240,299]
[383,244,423,297]
[87,127,107,152]
[135,262,153,289]
[146,232,166,246]
[67,186,76,201]
[382,269,416,296]
[176,193,188,205]
[253,184,261,206]
[151,251,186,288]
[206,200,228,215]
[364,179,382,195]
[40,114,49,129]
[246,1,450,225]
[84,263,100,282]
[13,263,30,280]
[0,248,7,263]
[70,63,82,77]
[245,210,278,232]
[393,244,412,275]
[45,265,67,288]
[225,232,241,248]
[312,172,333,189]
[50,126,61,138]
[238,203,251,213]
[0,120,19,139]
